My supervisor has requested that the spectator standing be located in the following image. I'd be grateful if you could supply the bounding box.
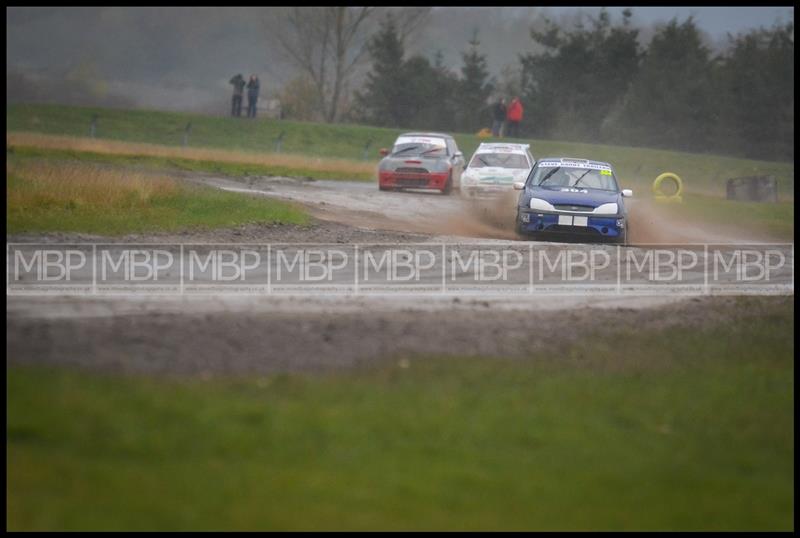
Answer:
[491,98,506,137]
[506,96,523,138]
[229,73,246,117]
[247,74,260,118]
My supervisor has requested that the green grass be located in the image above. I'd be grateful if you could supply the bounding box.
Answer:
[7,103,795,198]
[670,194,795,240]
[9,146,792,241]
[8,145,374,182]
[7,297,794,531]
[7,158,309,235]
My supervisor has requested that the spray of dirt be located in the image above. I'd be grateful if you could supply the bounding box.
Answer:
[438,193,770,244]
[437,191,520,240]
[357,191,767,244]
[203,173,778,244]
[626,197,771,244]
[627,198,695,244]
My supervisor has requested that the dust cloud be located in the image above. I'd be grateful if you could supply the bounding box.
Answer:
[194,175,777,245]
[625,198,768,245]
[441,191,770,245]
[438,191,520,240]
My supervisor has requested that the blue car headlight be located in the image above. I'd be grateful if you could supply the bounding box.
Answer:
[529,197,556,211]
[593,202,619,215]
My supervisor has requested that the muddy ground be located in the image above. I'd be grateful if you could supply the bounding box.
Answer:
[7,173,793,375]
[188,174,773,244]
[8,295,791,376]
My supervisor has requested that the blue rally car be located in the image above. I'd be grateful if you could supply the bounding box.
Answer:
[513,157,633,245]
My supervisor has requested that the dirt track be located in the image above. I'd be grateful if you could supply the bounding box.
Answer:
[7,173,793,375]
[8,295,792,376]
[190,174,771,244]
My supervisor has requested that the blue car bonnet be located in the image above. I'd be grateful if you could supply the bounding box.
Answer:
[529,185,619,208]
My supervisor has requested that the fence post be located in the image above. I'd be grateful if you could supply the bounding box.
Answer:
[362,139,373,160]
[274,131,286,153]
[90,114,99,138]
[183,121,192,147]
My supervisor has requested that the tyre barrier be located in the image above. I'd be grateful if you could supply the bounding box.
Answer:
[653,172,683,202]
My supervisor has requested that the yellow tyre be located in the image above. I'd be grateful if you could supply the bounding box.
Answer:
[653,172,683,202]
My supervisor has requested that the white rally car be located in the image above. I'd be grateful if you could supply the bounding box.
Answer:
[460,143,535,198]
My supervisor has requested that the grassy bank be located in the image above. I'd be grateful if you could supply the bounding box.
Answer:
[7,158,309,235]
[7,142,794,241]
[6,132,375,182]
[6,103,795,198]
[7,297,794,531]
[671,194,795,240]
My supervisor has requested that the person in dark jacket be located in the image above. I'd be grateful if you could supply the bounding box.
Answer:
[491,98,506,137]
[246,74,260,119]
[229,73,245,117]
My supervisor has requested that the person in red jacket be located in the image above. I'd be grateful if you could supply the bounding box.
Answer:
[506,96,523,138]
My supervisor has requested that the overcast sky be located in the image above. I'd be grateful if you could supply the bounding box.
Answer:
[545,6,793,37]
[7,6,795,112]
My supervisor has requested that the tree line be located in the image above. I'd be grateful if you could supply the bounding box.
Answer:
[346,10,793,162]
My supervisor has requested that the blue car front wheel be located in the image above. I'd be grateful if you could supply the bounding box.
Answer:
[616,227,629,246]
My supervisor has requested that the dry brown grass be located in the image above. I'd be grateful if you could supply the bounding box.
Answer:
[7,157,309,234]
[6,131,375,176]
[8,159,181,211]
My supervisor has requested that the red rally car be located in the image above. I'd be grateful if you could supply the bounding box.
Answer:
[377,132,466,195]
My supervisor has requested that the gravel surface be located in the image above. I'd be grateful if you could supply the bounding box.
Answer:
[8,295,788,376]
[7,173,792,378]
[6,220,431,246]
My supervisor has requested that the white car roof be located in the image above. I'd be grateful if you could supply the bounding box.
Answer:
[475,142,531,155]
